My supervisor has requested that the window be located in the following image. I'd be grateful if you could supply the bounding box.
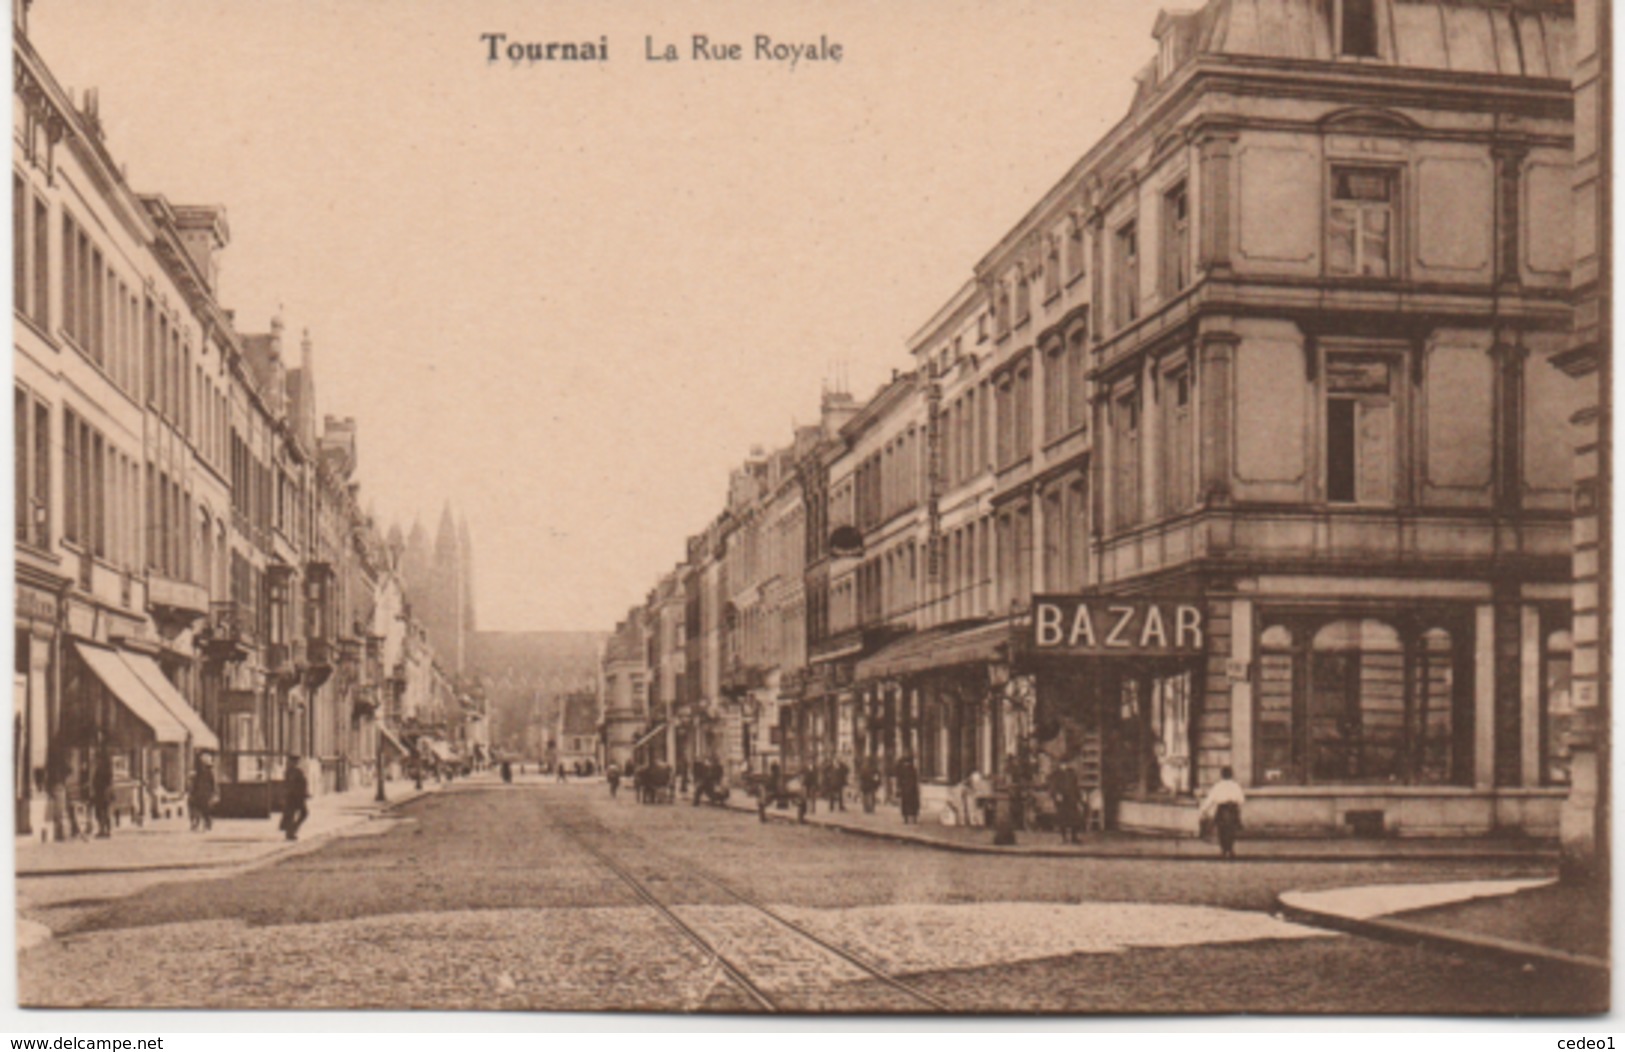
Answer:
[1162,364,1193,513]
[1066,216,1086,281]
[1328,167,1396,277]
[995,283,1011,338]
[1112,386,1141,528]
[63,409,79,545]
[1044,236,1060,300]
[1066,325,1089,433]
[1013,359,1032,460]
[1161,182,1190,295]
[1257,615,1464,786]
[13,175,26,315]
[1339,0,1379,58]
[61,215,77,345]
[1113,220,1140,328]
[33,198,49,326]
[1325,355,1395,505]
[1042,486,1063,590]
[1043,342,1066,443]
[1543,624,1574,786]
[1014,270,1030,326]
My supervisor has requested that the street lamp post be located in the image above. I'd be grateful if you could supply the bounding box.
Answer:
[376,718,387,803]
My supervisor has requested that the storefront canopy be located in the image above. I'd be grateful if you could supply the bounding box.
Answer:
[855,621,1012,682]
[120,652,220,751]
[632,723,667,751]
[73,642,187,744]
[425,739,456,763]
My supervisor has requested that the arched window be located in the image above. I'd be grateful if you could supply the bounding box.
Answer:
[1256,624,1297,784]
[1544,627,1574,785]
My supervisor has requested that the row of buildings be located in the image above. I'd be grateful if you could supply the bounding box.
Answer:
[602,0,1606,863]
[12,4,486,836]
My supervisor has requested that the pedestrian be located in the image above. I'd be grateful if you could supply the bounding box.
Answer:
[827,757,848,812]
[190,752,218,832]
[606,762,621,799]
[1049,757,1083,844]
[90,750,114,838]
[894,753,921,825]
[759,761,782,823]
[281,755,310,842]
[859,757,881,814]
[802,763,820,815]
[1199,766,1246,860]
[500,759,513,784]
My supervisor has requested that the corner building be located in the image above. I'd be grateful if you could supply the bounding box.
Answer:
[1022,0,1581,836]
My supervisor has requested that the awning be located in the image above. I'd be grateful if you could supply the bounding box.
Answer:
[632,722,667,751]
[855,620,1013,682]
[426,739,456,762]
[378,725,411,756]
[73,642,187,744]
[120,652,221,751]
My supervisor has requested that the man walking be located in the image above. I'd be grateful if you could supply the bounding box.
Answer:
[190,752,217,832]
[1199,766,1246,860]
[281,755,310,842]
[90,750,114,838]
[827,756,848,812]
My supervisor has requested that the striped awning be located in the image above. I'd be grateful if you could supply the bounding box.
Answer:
[73,642,187,744]
[120,652,221,751]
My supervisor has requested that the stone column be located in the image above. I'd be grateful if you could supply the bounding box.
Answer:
[1474,604,1496,791]
[1229,598,1253,787]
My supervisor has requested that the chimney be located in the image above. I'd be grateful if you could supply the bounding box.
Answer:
[820,389,858,434]
[172,205,230,294]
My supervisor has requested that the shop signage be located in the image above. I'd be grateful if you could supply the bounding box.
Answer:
[1031,595,1205,656]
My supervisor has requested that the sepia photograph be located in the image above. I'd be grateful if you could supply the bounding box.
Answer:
[6,0,1614,1025]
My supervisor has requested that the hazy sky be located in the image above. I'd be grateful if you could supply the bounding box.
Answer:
[31,0,1150,631]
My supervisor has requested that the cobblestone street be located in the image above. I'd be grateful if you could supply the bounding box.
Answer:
[18,781,1603,1014]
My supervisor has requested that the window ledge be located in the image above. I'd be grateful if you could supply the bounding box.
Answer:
[13,311,55,348]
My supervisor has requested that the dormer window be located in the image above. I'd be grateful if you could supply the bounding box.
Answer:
[1338,0,1379,58]
[1158,33,1178,81]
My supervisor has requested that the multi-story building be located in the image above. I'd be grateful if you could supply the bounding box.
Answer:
[1552,0,1609,879]
[12,8,450,834]
[599,610,648,769]
[614,0,1590,841]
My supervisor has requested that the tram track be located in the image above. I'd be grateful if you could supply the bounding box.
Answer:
[550,807,952,1013]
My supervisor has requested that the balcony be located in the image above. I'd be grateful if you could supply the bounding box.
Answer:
[303,637,335,691]
[202,601,256,663]
[266,638,306,682]
[147,572,210,631]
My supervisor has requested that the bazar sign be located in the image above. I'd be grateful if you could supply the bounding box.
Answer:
[1031,596,1204,655]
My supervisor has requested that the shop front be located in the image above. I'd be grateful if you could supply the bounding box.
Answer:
[1025,589,1570,838]
[1025,595,1207,832]
[14,579,61,837]
[62,640,191,827]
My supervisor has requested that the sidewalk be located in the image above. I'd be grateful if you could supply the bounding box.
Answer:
[1279,878,1610,975]
[721,795,1560,863]
[16,778,441,878]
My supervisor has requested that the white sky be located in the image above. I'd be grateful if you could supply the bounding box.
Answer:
[30,0,1150,631]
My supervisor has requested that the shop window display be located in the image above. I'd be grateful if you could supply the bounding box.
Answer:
[1255,613,1466,787]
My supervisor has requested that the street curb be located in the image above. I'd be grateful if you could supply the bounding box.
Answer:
[1275,894,1611,975]
[724,800,1560,864]
[16,785,437,880]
